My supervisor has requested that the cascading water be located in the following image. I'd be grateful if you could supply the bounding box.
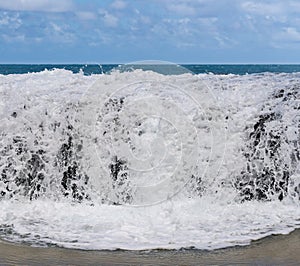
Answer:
[0,67,299,250]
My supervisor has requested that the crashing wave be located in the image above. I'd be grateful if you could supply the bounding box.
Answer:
[235,85,300,201]
[0,70,299,205]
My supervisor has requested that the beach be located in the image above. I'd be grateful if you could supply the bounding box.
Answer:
[0,229,299,265]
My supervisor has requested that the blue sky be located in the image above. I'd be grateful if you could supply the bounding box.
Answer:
[0,0,300,63]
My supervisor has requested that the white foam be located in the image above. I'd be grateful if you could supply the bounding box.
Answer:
[0,69,299,250]
[0,198,299,250]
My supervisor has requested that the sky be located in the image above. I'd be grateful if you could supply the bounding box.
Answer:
[0,0,300,64]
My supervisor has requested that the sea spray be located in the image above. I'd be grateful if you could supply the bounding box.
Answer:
[0,68,299,250]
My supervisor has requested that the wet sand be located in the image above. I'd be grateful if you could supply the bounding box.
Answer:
[0,229,299,265]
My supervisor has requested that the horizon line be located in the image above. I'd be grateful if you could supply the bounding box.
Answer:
[1,62,300,65]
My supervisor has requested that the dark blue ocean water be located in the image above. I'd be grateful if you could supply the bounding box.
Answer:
[1,64,300,75]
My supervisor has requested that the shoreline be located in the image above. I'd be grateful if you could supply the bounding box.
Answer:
[0,229,299,265]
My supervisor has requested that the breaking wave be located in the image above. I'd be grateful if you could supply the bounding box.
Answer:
[0,66,299,250]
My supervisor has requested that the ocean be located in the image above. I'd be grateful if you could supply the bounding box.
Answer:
[0,64,299,252]
[2,64,300,75]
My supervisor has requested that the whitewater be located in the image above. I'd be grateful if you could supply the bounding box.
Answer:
[0,66,299,250]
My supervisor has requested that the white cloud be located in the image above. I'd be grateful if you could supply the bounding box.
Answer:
[270,26,300,48]
[289,1,300,10]
[104,14,118,27]
[0,0,73,12]
[241,1,283,15]
[213,33,237,48]
[2,33,25,42]
[0,12,22,28]
[240,0,300,18]
[76,11,96,20]
[139,15,151,25]
[285,27,300,41]
[99,10,118,28]
[276,27,300,42]
[168,3,196,16]
[197,17,218,26]
[111,0,127,10]
[45,22,75,43]
[239,1,300,46]
[0,12,9,25]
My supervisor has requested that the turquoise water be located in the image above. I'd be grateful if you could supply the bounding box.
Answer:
[1,64,300,75]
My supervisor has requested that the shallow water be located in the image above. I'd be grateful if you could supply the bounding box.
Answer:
[1,229,300,265]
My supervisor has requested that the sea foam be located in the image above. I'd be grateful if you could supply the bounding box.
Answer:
[0,68,299,250]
